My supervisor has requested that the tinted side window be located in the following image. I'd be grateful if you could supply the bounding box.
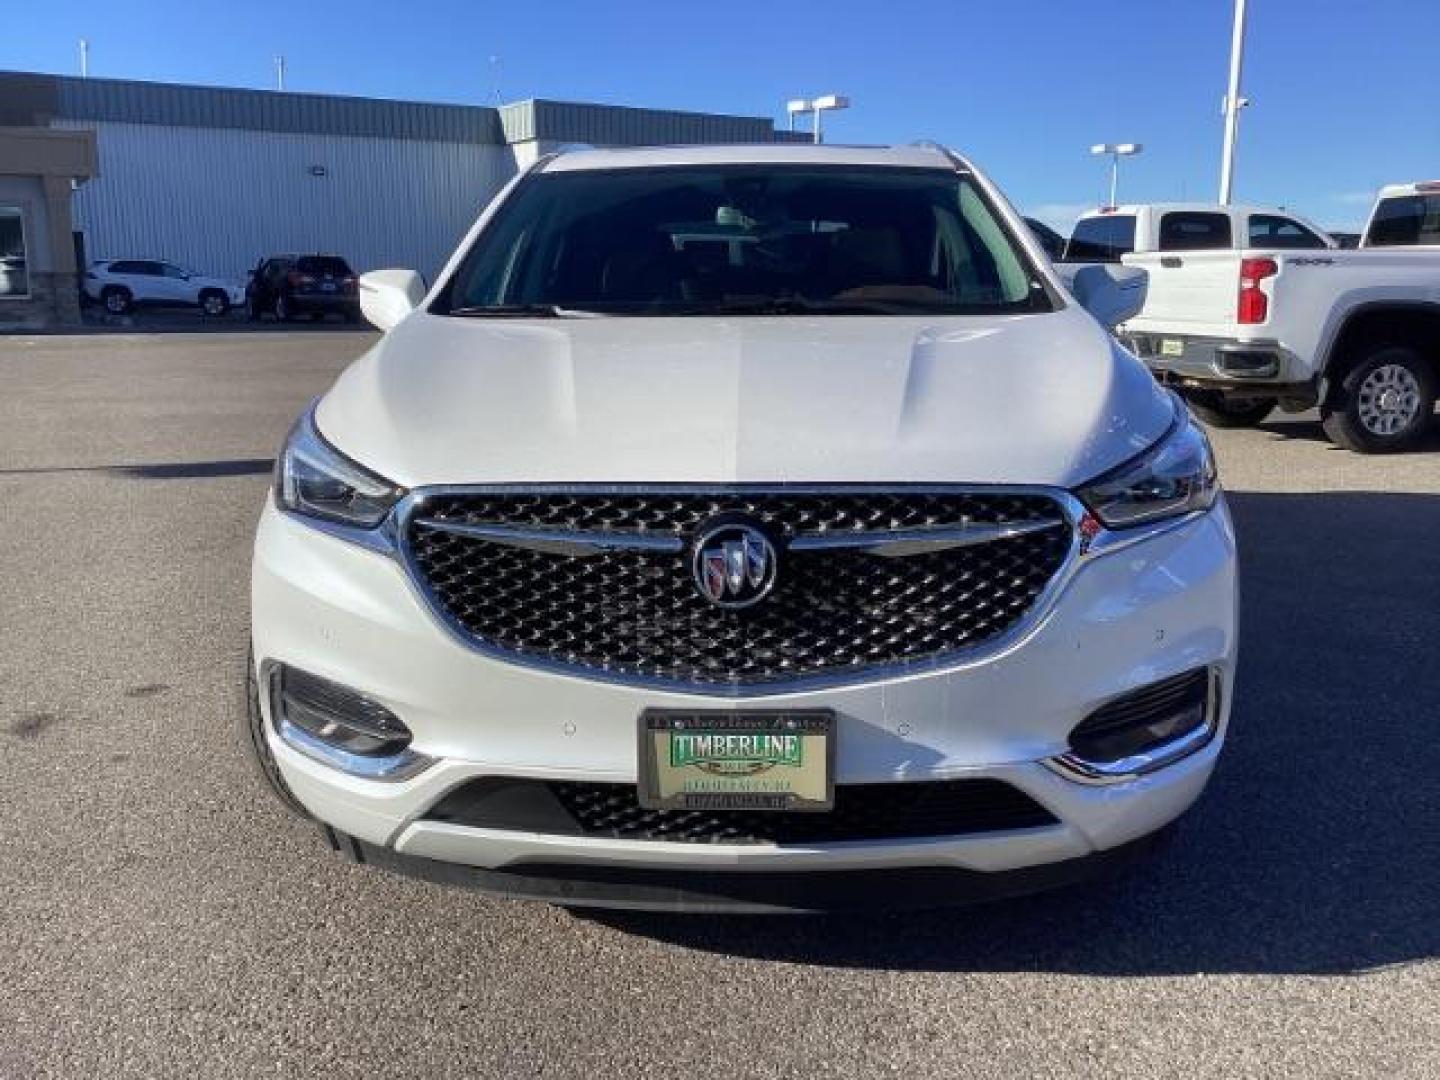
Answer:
[1365,196,1440,246]
[109,260,143,274]
[161,263,188,278]
[1063,215,1136,262]
[1248,214,1327,249]
[1159,212,1233,251]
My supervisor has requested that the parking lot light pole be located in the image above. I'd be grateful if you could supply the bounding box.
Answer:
[1218,0,1250,205]
[786,99,810,134]
[785,95,850,143]
[1090,143,1142,208]
[808,94,849,144]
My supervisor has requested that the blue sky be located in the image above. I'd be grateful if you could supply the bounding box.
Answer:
[5,0,1437,232]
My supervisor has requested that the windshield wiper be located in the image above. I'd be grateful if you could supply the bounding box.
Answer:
[448,303,607,318]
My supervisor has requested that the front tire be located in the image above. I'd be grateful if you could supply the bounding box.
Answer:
[239,648,309,818]
[1185,392,1277,429]
[1322,346,1436,453]
[199,290,229,317]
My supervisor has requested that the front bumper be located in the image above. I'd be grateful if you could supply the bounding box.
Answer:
[251,496,1238,908]
[321,822,1172,913]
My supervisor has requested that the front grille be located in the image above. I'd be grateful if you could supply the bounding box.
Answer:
[405,489,1072,689]
[425,778,1058,844]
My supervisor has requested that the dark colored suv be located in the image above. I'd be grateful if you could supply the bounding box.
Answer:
[246,255,360,322]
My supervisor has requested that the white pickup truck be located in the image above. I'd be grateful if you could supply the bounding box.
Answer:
[1065,203,1334,263]
[1111,207,1440,452]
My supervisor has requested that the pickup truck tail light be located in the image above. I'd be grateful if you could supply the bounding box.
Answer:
[1237,257,1278,324]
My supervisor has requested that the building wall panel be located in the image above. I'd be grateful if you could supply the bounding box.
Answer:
[57,119,513,282]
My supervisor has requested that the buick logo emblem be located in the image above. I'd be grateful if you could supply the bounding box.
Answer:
[691,522,778,609]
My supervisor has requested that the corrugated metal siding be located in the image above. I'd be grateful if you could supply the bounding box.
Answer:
[57,120,513,281]
[42,75,796,147]
[51,74,503,144]
[502,99,788,146]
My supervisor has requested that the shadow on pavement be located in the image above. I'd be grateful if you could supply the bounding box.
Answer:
[0,458,274,479]
[0,307,375,335]
[592,490,1440,976]
[1257,414,1440,451]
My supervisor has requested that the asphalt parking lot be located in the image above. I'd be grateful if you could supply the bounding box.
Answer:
[1,331,1437,1079]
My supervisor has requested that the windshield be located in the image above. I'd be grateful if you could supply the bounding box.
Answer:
[297,256,353,276]
[439,165,1051,317]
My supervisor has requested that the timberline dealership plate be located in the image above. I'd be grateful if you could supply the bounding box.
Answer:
[638,709,836,812]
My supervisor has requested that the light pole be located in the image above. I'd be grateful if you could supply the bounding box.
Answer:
[274,55,287,92]
[785,95,850,143]
[1218,0,1250,204]
[1090,143,1143,208]
[786,99,809,134]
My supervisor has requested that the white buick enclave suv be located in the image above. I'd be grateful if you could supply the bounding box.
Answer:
[244,144,1238,912]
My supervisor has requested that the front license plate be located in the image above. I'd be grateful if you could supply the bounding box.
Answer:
[1160,338,1185,358]
[638,709,835,812]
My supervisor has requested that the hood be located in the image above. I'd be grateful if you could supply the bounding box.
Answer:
[315,308,1174,489]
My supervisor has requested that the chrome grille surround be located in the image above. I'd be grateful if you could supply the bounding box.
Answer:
[391,485,1082,695]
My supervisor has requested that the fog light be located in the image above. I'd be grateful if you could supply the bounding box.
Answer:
[1048,668,1218,783]
[266,663,431,780]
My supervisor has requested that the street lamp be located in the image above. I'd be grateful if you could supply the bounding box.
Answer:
[1090,142,1143,208]
[1218,0,1250,204]
[786,99,810,134]
[786,94,851,143]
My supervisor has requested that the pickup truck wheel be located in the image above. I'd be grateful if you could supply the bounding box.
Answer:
[1186,392,1277,429]
[239,647,310,819]
[1322,346,1436,453]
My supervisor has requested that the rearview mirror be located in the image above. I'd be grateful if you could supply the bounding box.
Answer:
[359,268,426,332]
[1060,263,1148,330]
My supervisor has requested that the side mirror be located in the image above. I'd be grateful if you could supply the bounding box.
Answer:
[359,268,426,332]
[1061,263,1148,330]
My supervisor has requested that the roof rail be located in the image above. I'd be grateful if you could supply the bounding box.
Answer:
[909,140,970,173]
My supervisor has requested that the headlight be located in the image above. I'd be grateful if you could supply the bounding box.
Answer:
[275,406,404,527]
[1077,403,1218,528]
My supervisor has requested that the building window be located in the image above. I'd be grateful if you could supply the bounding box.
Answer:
[0,207,28,298]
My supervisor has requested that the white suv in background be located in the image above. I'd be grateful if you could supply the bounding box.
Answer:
[244,144,1238,913]
[84,258,245,316]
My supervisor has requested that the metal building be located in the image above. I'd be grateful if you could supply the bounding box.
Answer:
[1,70,802,295]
